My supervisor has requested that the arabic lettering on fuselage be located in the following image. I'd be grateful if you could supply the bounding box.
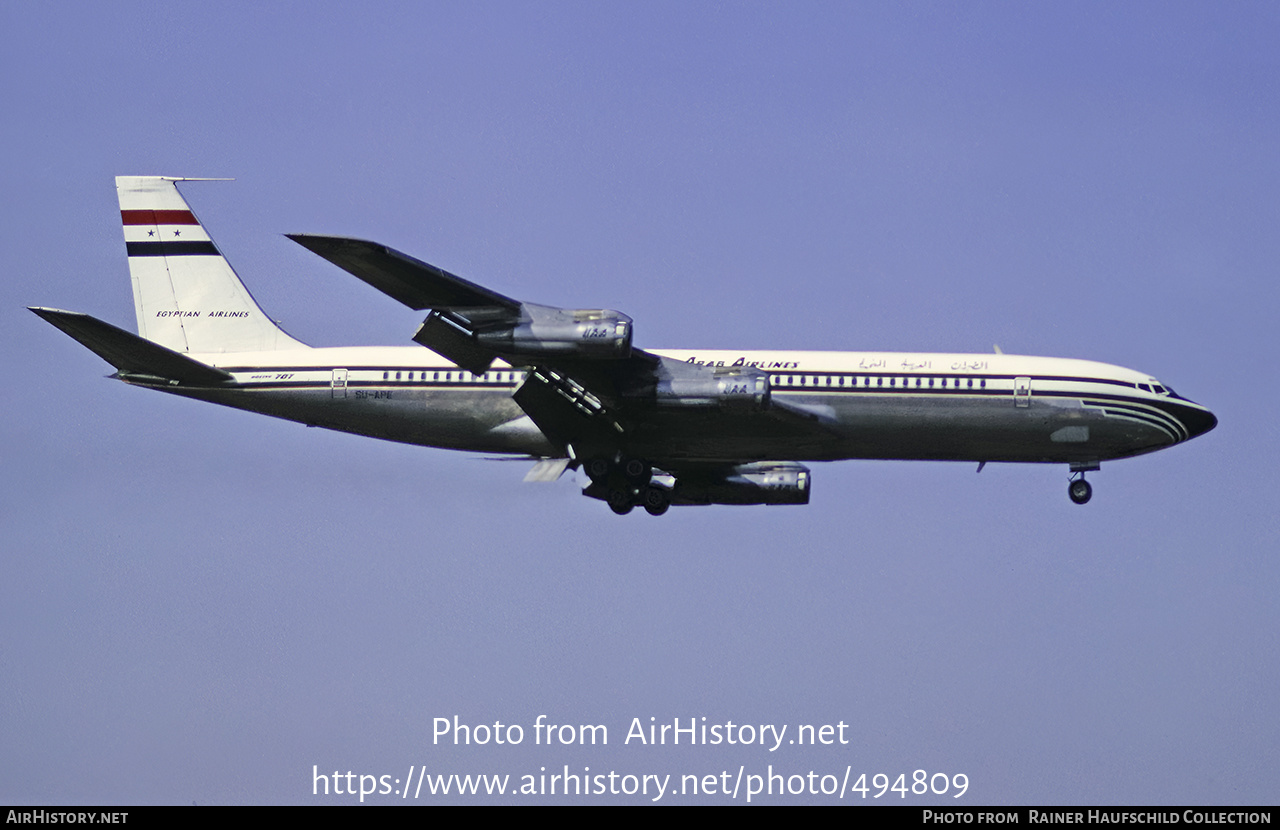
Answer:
[859,357,934,371]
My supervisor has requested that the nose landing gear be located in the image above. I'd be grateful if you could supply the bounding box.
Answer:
[1068,462,1099,505]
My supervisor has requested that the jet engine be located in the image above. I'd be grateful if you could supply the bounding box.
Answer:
[670,462,811,505]
[475,304,632,358]
[654,366,771,409]
[415,304,632,373]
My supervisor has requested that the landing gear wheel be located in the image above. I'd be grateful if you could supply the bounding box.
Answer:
[585,457,612,484]
[607,488,634,515]
[1068,478,1092,505]
[622,457,651,484]
[642,486,670,516]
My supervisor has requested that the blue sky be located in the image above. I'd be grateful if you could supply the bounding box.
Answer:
[2,2,1276,804]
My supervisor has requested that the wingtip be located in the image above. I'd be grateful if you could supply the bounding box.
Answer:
[286,233,380,256]
[284,233,326,252]
[286,232,341,246]
[29,306,75,319]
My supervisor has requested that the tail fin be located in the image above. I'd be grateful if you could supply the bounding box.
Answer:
[117,176,307,353]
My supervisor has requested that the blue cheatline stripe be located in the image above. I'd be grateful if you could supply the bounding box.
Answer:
[126,241,219,257]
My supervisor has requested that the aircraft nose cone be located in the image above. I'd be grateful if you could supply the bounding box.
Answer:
[1182,406,1217,440]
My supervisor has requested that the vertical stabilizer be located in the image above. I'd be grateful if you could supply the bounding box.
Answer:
[117,176,307,353]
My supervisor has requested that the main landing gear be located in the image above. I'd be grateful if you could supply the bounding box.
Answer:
[585,455,671,516]
[1068,462,1099,505]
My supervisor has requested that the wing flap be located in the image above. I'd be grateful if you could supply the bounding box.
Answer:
[30,307,233,385]
[524,457,572,483]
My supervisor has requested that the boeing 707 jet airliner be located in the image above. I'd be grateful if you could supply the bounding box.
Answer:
[31,177,1216,514]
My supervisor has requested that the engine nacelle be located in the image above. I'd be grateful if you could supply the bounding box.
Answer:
[655,367,771,409]
[671,462,810,505]
[476,303,632,358]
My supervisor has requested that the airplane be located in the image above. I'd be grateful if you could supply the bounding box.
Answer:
[31,176,1217,515]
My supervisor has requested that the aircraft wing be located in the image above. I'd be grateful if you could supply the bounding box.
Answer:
[290,235,836,462]
[286,234,520,311]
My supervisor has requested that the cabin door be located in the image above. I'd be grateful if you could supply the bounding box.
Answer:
[1014,376,1031,407]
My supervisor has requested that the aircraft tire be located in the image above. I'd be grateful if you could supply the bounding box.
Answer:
[622,457,651,484]
[607,488,634,515]
[586,457,612,484]
[642,486,670,516]
[1068,479,1092,505]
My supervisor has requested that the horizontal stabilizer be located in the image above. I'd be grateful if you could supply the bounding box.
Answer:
[29,307,233,385]
[287,234,520,312]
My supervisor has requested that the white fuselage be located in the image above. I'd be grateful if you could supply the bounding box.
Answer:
[145,345,1214,469]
